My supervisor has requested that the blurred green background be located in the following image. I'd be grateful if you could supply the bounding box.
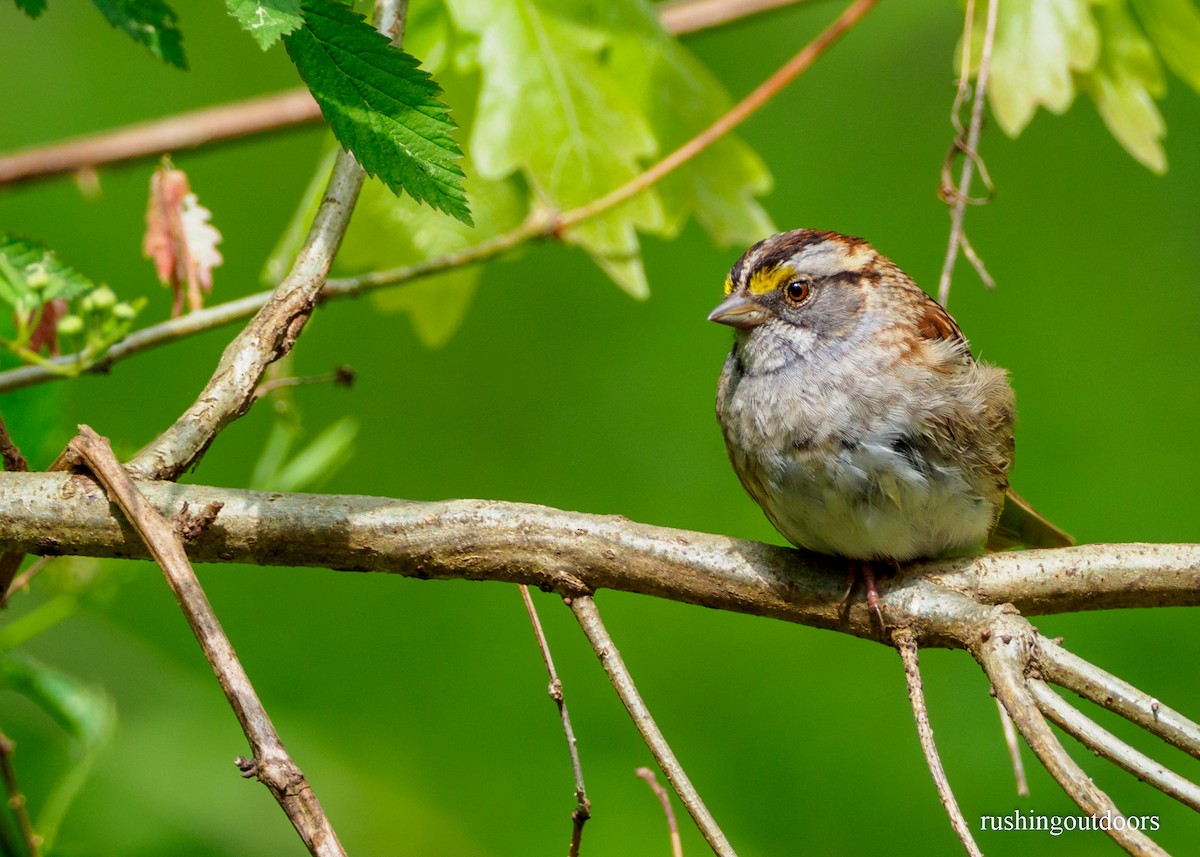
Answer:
[2,1,1199,855]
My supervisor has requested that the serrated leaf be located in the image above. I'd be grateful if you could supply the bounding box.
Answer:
[1082,0,1168,171]
[90,0,187,69]
[14,0,47,17]
[334,60,524,346]
[225,0,303,49]
[989,0,1099,136]
[1131,0,1200,92]
[0,234,96,316]
[284,0,471,224]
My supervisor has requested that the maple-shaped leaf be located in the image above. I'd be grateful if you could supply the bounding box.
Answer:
[143,163,224,316]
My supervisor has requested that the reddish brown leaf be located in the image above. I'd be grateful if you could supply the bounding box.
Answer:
[143,163,223,316]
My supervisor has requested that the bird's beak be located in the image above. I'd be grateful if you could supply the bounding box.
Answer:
[708,291,770,329]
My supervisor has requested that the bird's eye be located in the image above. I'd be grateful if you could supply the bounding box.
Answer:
[785,278,812,303]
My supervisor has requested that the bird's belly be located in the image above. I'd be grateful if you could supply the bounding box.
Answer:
[751,443,995,561]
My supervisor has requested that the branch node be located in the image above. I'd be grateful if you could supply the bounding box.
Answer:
[172,500,224,542]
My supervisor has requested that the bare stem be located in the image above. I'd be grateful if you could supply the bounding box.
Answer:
[518,584,591,856]
[894,630,981,857]
[637,767,684,857]
[0,728,42,857]
[569,595,736,857]
[64,426,346,857]
[977,617,1169,857]
[995,698,1029,798]
[1029,679,1200,811]
[1036,637,1200,761]
[937,0,999,307]
[0,556,53,609]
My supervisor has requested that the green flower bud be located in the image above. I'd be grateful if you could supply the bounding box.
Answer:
[57,314,84,336]
[88,285,117,311]
[113,302,138,321]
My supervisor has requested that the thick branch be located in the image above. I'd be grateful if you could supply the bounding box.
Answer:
[2,472,1198,645]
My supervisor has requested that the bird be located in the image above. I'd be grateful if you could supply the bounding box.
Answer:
[709,228,1071,622]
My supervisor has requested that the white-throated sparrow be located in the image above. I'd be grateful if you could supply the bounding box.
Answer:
[710,229,1071,618]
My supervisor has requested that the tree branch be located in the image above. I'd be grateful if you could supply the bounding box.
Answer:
[1,473,1197,854]
[895,630,981,857]
[570,594,735,856]
[518,585,590,856]
[2,472,1198,636]
[63,426,346,857]
[1029,679,1200,812]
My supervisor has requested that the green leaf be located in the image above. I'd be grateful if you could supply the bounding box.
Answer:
[603,8,774,247]
[0,651,115,850]
[988,0,1099,136]
[284,0,471,224]
[1082,0,1168,172]
[90,0,187,69]
[445,0,772,298]
[340,62,525,345]
[225,0,303,49]
[14,0,47,17]
[0,234,96,316]
[251,417,358,492]
[1132,0,1200,92]
[445,0,664,297]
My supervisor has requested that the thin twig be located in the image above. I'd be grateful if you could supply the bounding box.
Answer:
[0,415,30,597]
[1037,637,1200,761]
[637,767,684,857]
[977,618,1168,857]
[64,425,346,857]
[0,728,43,857]
[937,0,999,307]
[659,0,807,34]
[0,0,812,189]
[0,556,54,609]
[253,365,355,401]
[518,584,591,857]
[124,142,364,480]
[568,594,736,857]
[0,90,321,188]
[994,698,1029,798]
[894,630,981,857]
[1029,679,1200,811]
[0,0,879,398]
[0,415,28,473]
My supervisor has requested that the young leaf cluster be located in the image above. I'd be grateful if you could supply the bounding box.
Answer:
[0,235,143,374]
[987,0,1200,172]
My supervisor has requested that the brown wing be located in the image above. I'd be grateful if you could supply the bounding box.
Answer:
[986,487,1074,551]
